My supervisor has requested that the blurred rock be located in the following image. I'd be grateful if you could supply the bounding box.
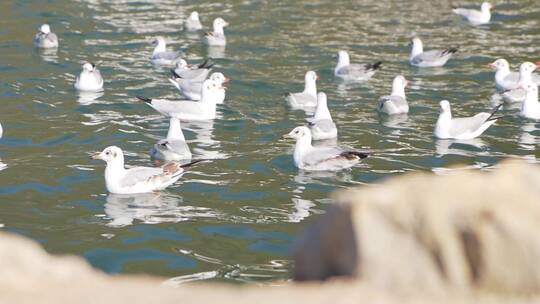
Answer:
[293,160,540,296]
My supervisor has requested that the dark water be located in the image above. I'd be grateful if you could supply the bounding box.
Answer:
[0,0,539,284]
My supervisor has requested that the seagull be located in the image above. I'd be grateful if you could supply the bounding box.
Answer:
[169,72,229,103]
[489,58,520,91]
[502,62,540,103]
[185,11,203,31]
[151,117,192,161]
[137,79,225,120]
[204,18,229,47]
[434,100,502,140]
[33,24,58,48]
[409,38,458,67]
[307,92,337,140]
[287,71,318,109]
[74,62,104,92]
[334,50,382,82]
[282,126,368,171]
[91,146,201,194]
[520,83,540,120]
[150,37,181,66]
[172,58,214,82]
[377,75,409,115]
[453,2,493,25]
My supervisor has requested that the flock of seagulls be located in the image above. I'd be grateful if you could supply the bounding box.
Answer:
[4,1,537,194]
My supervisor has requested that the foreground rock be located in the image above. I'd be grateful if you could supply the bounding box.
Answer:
[294,160,540,296]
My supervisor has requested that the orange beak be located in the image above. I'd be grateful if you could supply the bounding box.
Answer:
[223,76,231,83]
[535,61,540,68]
[316,74,320,80]
[487,62,495,68]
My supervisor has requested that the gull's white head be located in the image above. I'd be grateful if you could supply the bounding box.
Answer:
[92,146,124,164]
[213,18,229,30]
[283,126,311,141]
[305,71,319,83]
[176,59,188,68]
[337,50,350,65]
[393,75,408,89]
[39,24,51,34]
[519,62,539,75]
[189,11,200,21]
[152,36,166,46]
[82,62,95,72]
[489,58,509,71]
[201,79,225,98]
[411,37,423,48]
[209,72,230,84]
[439,100,451,113]
[481,2,493,11]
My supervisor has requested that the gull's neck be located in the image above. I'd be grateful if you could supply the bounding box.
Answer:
[435,109,452,135]
[391,83,406,99]
[104,157,126,186]
[519,69,533,85]
[410,42,423,59]
[293,135,313,165]
[522,87,539,116]
[481,6,491,18]
[304,79,317,97]
[495,66,510,81]
[335,55,350,72]
[314,101,332,120]
[153,41,166,55]
[213,24,224,35]
[201,88,218,104]
[167,118,186,141]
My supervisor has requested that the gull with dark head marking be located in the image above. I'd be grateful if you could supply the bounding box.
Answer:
[91,146,202,194]
[409,38,458,67]
[151,37,181,66]
[287,71,318,109]
[137,79,225,120]
[204,18,228,47]
[453,2,492,25]
[307,92,337,140]
[282,126,368,171]
[520,83,540,120]
[434,100,502,140]
[172,58,214,82]
[151,117,192,161]
[34,24,58,48]
[75,62,103,92]
[185,11,203,31]
[377,75,409,115]
[334,50,382,82]
[169,72,228,103]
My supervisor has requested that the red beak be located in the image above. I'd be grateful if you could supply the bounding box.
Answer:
[223,77,231,83]
[535,61,540,68]
[316,74,320,80]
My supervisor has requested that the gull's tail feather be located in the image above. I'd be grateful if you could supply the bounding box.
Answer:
[486,103,504,122]
[136,96,152,104]
[198,58,215,69]
[340,151,369,160]
[366,61,383,71]
[180,159,206,169]
[170,69,182,79]
[443,47,459,55]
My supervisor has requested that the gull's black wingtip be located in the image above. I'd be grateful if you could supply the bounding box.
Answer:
[170,69,182,79]
[486,103,504,121]
[180,159,206,168]
[198,58,215,69]
[445,47,459,55]
[366,61,383,71]
[341,151,370,160]
[136,96,152,104]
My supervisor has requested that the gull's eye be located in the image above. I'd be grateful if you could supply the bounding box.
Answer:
[105,151,110,156]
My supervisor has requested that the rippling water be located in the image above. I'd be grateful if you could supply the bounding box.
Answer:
[0,0,539,283]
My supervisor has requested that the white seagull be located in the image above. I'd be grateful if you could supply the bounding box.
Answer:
[33,24,58,48]
[453,2,493,26]
[204,18,229,47]
[282,126,368,171]
[377,75,409,115]
[287,71,318,109]
[151,117,192,161]
[520,83,540,120]
[137,79,225,120]
[74,62,104,92]
[169,72,229,103]
[185,11,203,31]
[409,38,458,67]
[490,59,540,91]
[334,50,382,82]
[150,37,181,66]
[502,62,540,103]
[307,92,337,140]
[92,146,201,194]
[434,100,502,140]
[172,58,214,82]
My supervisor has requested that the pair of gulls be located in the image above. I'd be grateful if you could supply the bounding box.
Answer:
[489,60,540,102]
[183,11,229,46]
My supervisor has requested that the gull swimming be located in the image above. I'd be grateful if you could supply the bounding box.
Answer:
[185,11,203,31]
[434,100,502,140]
[34,24,58,48]
[520,83,540,120]
[169,72,228,103]
[137,79,224,120]
[409,38,458,67]
[92,146,200,194]
[151,37,181,66]
[74,62,103,92]
[172,58,214,82]
[502,62,540,102]
[282,126,368,171]
[377,75,409,115]
[334,50,382,82]
[307,92,337,140]
[151,117,192,161]
[287,71,318,109]
[204,18,228,47]
[453,2,492,25]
